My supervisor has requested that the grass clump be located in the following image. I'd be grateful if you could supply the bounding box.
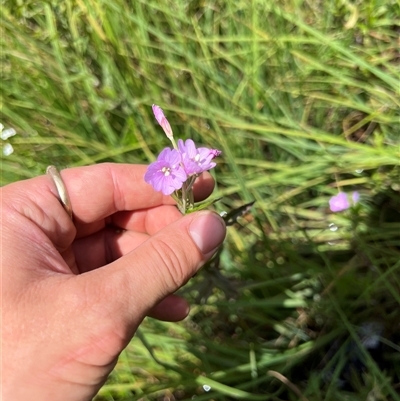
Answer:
[1,0,399,400]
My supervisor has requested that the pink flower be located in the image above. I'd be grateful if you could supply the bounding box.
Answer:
[144,148,187,195]
[145,105,221,197]
[329,192,360,212]
[152,104,173,139]
[352,192,360,203]
[178,139,217,175]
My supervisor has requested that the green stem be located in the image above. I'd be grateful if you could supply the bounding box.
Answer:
[186,176,197,209]
[169,137,178,150]
[181,184,187,213]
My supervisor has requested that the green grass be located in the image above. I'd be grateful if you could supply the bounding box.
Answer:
[1,0,400,399]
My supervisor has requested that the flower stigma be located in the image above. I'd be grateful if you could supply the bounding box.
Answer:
[162,167,171,176]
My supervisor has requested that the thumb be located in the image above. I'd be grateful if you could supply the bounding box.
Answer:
[93,211,226,323]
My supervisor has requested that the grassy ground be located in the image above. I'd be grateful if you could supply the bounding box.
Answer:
[1,0,400,400]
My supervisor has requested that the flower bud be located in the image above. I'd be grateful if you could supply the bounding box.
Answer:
[152,104,173,139]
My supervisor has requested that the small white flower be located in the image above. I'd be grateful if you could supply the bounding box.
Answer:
[1,123,17,156]
[1,127,17,140]
[3,143,14,156]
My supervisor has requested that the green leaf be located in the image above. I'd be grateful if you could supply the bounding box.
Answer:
[186,197,222,214]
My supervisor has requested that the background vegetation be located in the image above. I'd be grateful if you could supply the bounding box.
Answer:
[1,0,399,399]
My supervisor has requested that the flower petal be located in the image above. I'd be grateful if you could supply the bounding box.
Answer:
[329,192,350,212]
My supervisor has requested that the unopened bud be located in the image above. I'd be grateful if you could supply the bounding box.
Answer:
[209,149,222,158]
[152,104,173,139]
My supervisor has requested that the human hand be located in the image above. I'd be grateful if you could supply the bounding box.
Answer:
[1,163,226,401]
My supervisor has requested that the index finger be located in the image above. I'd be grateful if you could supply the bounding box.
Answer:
[59,163,215,223]
[60,163,171,223]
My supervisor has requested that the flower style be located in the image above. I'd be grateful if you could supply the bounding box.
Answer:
[152,104,173,140]
[178,139,217,176]
[144,147,187,195]
[329,191,359,212]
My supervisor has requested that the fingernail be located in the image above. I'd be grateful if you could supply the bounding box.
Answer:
[189,212,226,255]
